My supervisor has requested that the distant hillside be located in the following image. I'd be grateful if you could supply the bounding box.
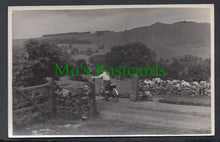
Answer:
[13,21,211,58]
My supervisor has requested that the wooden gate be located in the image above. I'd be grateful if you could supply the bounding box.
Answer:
[13,78,98,126]
[13,78,57,126]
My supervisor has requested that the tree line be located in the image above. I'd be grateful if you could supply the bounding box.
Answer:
[13,40,210,87]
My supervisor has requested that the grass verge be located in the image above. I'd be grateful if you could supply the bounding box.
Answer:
[155,95,211,107]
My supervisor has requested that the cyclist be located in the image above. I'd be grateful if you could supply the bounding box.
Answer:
[92,71,111,101]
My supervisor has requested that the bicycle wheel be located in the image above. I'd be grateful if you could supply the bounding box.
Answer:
[111,88,119,102]
[98,87,105,97]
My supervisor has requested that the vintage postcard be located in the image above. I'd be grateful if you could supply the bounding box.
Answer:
[8,4,214,137]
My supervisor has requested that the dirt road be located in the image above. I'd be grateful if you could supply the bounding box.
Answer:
[15,96,211,136]
[97,97,211,134]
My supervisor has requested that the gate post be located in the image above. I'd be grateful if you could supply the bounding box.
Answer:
[47,78,57,118]
[130,75,139,102]
[88,80,99,117]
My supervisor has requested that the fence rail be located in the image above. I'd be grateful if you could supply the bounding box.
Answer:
[13,78,98,126]
[13,79,57,126]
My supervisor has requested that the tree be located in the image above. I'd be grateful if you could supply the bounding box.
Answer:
[75,59,88,74]
[85,48,93,55]
[164,55,210,82]
[71,48,79,55]
[14,39,70,86]
[13,52,33,87]
[105,42,156,68]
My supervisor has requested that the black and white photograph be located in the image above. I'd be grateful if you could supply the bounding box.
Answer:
[8,5,214,137]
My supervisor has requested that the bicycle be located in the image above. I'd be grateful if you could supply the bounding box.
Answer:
[98,83,119,102]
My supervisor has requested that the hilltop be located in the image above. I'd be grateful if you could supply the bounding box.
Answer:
[13,21,211,58]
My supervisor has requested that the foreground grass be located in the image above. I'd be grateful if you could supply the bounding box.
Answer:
[154,95,211,107]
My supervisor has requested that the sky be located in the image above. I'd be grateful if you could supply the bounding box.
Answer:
[12,8,211,39]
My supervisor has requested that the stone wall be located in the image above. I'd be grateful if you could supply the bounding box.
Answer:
[55,80,98,119]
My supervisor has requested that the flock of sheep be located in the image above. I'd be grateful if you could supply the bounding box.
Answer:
[139,78,211,97]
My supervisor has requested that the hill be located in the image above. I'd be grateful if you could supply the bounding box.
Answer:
[13,21,211,59]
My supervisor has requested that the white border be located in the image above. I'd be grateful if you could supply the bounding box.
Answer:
[8,4,215,138]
